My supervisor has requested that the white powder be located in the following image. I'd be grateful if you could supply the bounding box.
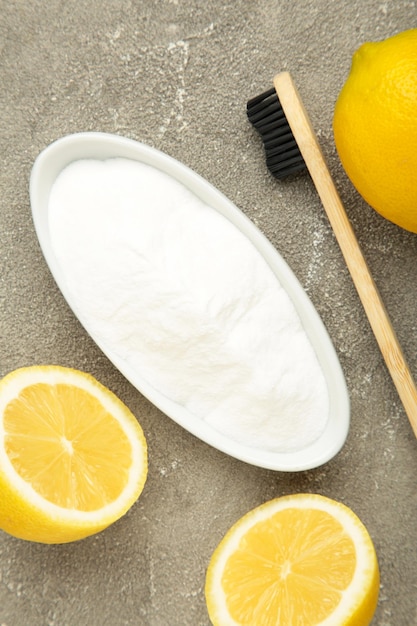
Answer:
[48,158,329,452]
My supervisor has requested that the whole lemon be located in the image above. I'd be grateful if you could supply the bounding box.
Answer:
[333,29,417,233]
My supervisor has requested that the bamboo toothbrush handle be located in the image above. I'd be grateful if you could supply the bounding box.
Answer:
[273,71,417,438]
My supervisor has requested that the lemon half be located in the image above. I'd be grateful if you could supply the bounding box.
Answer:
[205,494,379,625]
[0,365,148,543]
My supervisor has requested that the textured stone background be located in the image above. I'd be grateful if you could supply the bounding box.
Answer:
[1,1,417,624]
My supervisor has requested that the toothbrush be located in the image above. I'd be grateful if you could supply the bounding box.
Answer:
[247,71,417,438]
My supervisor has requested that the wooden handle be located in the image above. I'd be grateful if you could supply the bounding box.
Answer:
[273,71,417,438]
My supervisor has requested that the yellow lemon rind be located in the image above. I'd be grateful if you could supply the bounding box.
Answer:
[333,28,417,234]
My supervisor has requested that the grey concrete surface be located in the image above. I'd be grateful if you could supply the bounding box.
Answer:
[1,1,417,625]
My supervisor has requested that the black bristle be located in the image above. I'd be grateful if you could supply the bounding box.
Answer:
[247,87,306,179]
[246,87,276,110]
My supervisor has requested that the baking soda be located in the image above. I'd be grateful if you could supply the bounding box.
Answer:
[48,158,329,451]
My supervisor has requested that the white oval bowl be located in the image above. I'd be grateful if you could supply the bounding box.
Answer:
[30,132,349,471]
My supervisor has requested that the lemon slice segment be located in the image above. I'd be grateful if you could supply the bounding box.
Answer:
[0,365,147,543]
[205,494,379,626]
